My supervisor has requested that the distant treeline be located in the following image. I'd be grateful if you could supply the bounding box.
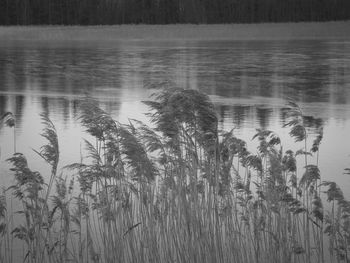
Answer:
[0,0,349,25]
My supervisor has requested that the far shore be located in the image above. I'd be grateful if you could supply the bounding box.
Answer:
[0,21,349,41]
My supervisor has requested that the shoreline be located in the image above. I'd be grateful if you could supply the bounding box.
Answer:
[0,21,350,41]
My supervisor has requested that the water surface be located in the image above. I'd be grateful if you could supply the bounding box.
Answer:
[0,38,350,195]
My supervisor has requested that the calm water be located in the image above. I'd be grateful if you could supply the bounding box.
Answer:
[1,39,350,195]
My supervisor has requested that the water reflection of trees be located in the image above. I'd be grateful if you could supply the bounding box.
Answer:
[216,103,329,133]
[0,91,349,136]
[0,40,349,130]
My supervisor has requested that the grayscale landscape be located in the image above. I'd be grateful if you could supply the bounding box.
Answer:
[0,3,350,263]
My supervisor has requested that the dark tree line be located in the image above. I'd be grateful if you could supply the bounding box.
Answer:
[0,0,349,25]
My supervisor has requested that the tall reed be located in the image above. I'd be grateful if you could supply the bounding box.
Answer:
[1,88,350,263]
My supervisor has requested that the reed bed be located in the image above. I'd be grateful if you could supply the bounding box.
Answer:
[0,88,350,263]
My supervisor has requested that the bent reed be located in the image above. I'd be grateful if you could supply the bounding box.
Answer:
[0,88,350,263]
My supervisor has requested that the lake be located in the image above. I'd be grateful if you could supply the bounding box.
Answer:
[0,25,350,198]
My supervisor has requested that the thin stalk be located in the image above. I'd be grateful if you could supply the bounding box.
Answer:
[13,125,16,153]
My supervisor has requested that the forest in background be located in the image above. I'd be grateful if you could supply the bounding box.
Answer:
[0,0,349,25]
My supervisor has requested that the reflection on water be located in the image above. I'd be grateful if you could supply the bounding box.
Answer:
[0,39,350,194]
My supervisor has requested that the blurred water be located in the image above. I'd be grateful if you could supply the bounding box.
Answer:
[0,39,350,196]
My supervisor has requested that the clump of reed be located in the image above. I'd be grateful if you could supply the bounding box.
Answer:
[1,88,350,263]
